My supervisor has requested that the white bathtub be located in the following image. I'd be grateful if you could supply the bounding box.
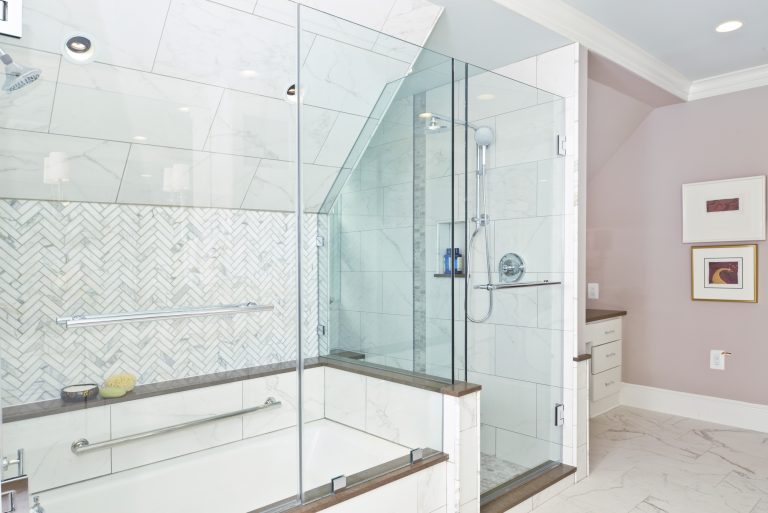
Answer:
[38,419,408,513]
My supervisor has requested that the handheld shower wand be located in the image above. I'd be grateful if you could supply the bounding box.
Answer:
[467,126,495,323]
[1,47,42,93]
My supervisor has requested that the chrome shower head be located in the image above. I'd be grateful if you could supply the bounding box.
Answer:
[423,116,450,134]
[474,126,494,147]
[1,48,42,93]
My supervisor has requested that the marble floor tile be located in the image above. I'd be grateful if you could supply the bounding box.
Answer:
[543,406,768,513]
[480,453,530,493]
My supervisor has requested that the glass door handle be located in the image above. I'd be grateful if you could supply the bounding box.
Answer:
[1,490,16,513]
[1,449,23,478]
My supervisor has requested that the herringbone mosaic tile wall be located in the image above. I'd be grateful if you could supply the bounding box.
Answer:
[0,199,317,405]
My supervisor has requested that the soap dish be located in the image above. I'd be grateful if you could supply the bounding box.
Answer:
[61,384,99,402]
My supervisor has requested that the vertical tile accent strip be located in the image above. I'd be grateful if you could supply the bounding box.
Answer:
[412,92,428,374]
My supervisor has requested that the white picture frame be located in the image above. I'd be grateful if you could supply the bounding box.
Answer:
[691,245,757,302]
[682,175,766,243]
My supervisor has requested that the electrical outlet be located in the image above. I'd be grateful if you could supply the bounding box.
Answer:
[587,283,600,299]
[710,350,726,370]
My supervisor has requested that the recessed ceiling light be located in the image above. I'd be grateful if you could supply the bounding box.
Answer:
[715,20,743,33]
[477,93,495,101]
[133,135,147,142]
[66,36,91,54]
[418,112,433,119]
[240,69,258,78]
[178,106,190,113]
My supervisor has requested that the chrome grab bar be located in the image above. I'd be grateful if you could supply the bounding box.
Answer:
[474,280,562,291]
[56,302,274,328]
[70,397,281,454]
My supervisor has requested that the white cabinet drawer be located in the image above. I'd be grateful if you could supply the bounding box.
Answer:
[585,318,622,347]
[592,340,622,374]
[591,366,621,402]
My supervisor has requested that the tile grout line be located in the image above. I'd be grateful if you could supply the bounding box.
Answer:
[150,0,175,73]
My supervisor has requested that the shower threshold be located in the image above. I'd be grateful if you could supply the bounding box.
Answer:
[480,460,575,512]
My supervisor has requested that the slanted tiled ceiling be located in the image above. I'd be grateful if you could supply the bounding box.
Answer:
[0,0,443,211]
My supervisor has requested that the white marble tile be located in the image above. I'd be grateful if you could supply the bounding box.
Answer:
[467,322,495,375]
[536,44,577,99]
[467,70,539,122]
[459,499,478,513]
[494,57,537,88]
[340,230,362,271]
[417,461,447,513]
[460,394,478,432]
[154,0,296,98]
[0,0,171,70]
[336,309,362,351]
[239,158,341,212]
[373,0,443,60]
[468,372,537,437]
[325,367,366,430]
[537,158,566,217]
[359,138,413,191]
[242,368,324,437]
[252,0,298,25]
[486,283,539,328]
[495,101,565,167]
[0,128,128,203]
[301,35,409,116]
[110,382,243,471]
[340,187,381,232]
[382,181,414,228]
[360,227,413,272]
[531,474,574,508]
[538,272,568,330]
[365,377,443,450]
[494,216,564,273]
[0,45,60,132]
[360,312,413,359]
[2,408,111,492]
[50,61,222,150]
[494,326,563,387]
[299,3,383,51]
[480,424,496,456]
[205,89,293,159]
[118,145,258,208]
[314,112,368,168]
[325,468,418,513]
[485,162,538,220]
[495,428,561,469]
[340,271,382,312]
[382,271,413,315]
[459,425,479,505]
[211,0,257,12]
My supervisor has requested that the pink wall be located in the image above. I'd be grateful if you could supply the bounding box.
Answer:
[587,84,768,406]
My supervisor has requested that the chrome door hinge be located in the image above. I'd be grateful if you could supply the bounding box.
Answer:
[410,448,423,463]
[331,475,347,493]
[554,403,565,427]
[0,0,22,38]
[556,135,567,156]
[316,236,325,247]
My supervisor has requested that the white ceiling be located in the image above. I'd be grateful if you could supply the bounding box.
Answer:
[561,0,768,81]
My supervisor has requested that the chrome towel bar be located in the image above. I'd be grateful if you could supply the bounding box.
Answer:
[474,280,562,291]
[71,397,281,454]
[56,302,273,328]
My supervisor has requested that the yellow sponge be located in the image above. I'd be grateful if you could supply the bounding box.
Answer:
[104,372,137,392]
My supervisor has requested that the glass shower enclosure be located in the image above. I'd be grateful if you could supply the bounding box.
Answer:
[0,1,567,511]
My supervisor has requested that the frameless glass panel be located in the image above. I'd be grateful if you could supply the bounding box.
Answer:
[0,1,300,512]
[300,5,445,505]
[462,64,567,497]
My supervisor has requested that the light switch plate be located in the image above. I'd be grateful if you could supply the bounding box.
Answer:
[587,283,600,299]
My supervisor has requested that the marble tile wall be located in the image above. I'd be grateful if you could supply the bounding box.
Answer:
[0,199,318,405]
[0,0,443,213]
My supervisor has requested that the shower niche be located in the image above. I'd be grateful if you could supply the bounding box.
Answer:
[434,220,466,276]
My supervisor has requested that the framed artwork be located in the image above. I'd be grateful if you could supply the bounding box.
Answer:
[682,175,766,243]
[691,245,757,302]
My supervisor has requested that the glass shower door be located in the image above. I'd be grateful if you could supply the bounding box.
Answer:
[461,64,567,497]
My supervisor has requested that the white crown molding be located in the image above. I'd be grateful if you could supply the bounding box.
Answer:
[622,383,768,433]
[688,63,768,101]
[491,0,690,100]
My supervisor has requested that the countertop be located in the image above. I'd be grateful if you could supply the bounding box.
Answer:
[586,308,627,323]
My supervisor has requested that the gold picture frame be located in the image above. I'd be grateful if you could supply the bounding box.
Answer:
[691,244,758,303]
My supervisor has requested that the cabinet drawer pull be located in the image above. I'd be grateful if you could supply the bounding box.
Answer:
[605,352,616,358]
[604,381,615,387]
[604,329,615,335]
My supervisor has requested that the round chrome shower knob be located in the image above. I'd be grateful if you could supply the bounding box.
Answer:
[499,253,525,283]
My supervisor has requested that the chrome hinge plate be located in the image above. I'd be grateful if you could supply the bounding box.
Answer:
[410,448,424,463]
[316,236,325,247]
[557,134,566,156]
[316,324,326,336]
[331,475,347,493]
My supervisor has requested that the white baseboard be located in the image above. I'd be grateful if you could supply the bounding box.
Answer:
[621,383,768,433]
